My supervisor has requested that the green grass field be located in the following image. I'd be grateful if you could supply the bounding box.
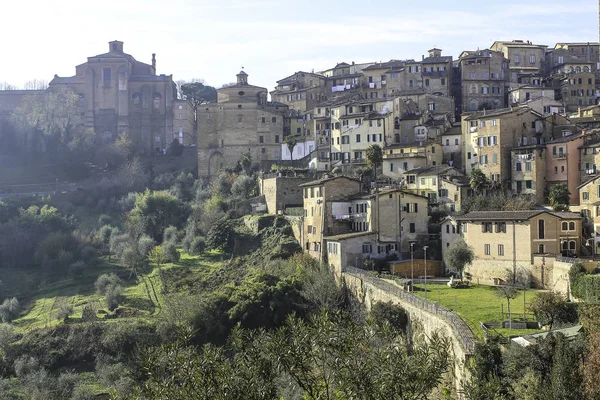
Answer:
[411,283,543,340]
[9,250,225,334]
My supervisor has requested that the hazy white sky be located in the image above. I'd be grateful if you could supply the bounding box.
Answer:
[1,0,598,91]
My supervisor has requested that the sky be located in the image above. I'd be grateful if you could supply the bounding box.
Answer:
[1,0,598,91]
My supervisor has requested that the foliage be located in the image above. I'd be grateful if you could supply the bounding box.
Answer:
[231,174,257,199]
[580,305,600,399]
[371,301,408,332]
[469,169,488,194]
[551,333,583,400]
[366,144,383,178]
[569,262,600,301]
[237,151,252,174]
[548,184,570,211]
[283,135,298,161]
[148,245,166,268]
[0,298,20,323]
[166,138,184,156]
[56,304,74,321]
[300,262,346,311]
[528,291,577,329]
[95,274,124,296]
[132,311,450,399]
[444,238,474,280]
[129,190,187,241]
[461,193,536,213]
[206,219,235,253]
[105,285,125,311]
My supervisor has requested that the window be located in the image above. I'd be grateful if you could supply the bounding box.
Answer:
[498,244,504,256]
[261,117,265,123]
[275,135,279,143]
[409,223,416,233]
[482,222,493,233]
[529,55,536,64]
[259,136,264,144]
[525,162,531,171]
[484,244,491,255]
[569,240,576,251]
[431,146,435,154]
[525,180,532,189]
[562,222,568,231]
[356,134,360,143]
[538,219,545,239]
[272,117,277,123]
[516,162,522,172]
[495,222,506,233]
[103,67,111,84]
[446,224,450,234]
[362,244,372,254]
[569,222,575,230]
[341,136,349,144]
[455,138,459,145]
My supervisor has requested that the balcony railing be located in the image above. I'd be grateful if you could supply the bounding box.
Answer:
[553,153,567,159]
[333,213,366,221]
[384,152,426,159]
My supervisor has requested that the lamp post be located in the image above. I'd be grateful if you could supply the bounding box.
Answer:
[423,245,429,300]
[410,242,415,292]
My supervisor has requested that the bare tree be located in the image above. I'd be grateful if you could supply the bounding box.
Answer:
[23,79,48,90]
[0,82,17,90]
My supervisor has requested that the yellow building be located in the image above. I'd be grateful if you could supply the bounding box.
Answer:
[383,142,443,180]
[403,165,462,203]
[456,210,582,285]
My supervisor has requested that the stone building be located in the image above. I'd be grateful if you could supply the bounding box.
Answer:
[439,175,471,213]
[456,210,582,285]
[461,106,542,182]
[0,40,176,152]
[420,48,453,98]
[270,71,327,112]
[559,71,597,111]
[300,176,362,261]
[577,174,600,254]
[172,100,195,145]
[490,40,547,86]
[545,132,583,205]
[259,174,315,215]
[197,71,290,177]
[457,49,508,113]
[382,142,443,180]
[510,144,546,204]
[49,40,175,152]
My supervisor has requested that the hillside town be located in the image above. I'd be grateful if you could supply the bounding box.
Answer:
[3,30,600,398]
[1,38,600,292]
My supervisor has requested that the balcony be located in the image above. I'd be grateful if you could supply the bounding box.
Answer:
[333,213,366,221]
[553,153,567,159]
[384,151,426,159]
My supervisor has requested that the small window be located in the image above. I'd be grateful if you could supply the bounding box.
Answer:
[272,117,277,123]
[484,244,491,255]
[498,244,504,256]
[569,222,575,230]
[562,222,568,231]
[259,136,264,143]
[409,223,416,233]
[103,67,111,84]
[275,135,279,143]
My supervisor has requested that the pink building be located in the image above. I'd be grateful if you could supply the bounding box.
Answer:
[545,132,583,205]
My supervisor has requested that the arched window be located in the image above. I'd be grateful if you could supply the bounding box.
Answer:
[576,66,582,73]
[569,240,576,250]
[538,219,545,239]
[152,92,162,109]
[132,92,141,105]
[562,241,569,250]
[584,66,590,72]
[569,222,575,230]
[538,244,545,253]
[562,222,568,231]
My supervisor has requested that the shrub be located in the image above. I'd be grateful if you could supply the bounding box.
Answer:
[163,241,180,263]
[98,214,112,226]
[371,301,408,332]
[0,298,20,323]
[95,274,123,296]
[69,261,85,278]
[166,139,184,156]
[80,246,98,265]
[105,285,124,311]
[57,304,74,321]
[163,226,179,244]
[137,235,155,257]
[14,355,39,378]
[189,237,206,255]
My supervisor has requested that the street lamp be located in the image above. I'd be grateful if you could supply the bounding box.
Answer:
[423,245,429,300]
[410,242,415,292]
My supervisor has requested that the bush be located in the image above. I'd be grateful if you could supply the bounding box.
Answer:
[0,298,20,323]
[163,226,179,244]
[371,301,408,332]
[189,237,206,255]
[57,304,74,321]
[14,355,39,378]
[69,261,85,278]
[105,285,124,311]
[80,246,98,265]
[166,139,184,156]
[98,214,112,226]
[163,241,180,263]
[231,175,257,199]
[137,235,155,257]
[95,274,123,296]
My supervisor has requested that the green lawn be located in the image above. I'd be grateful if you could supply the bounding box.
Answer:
[410,283,544,340]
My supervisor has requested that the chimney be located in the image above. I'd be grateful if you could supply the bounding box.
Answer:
[152,53,156,70]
